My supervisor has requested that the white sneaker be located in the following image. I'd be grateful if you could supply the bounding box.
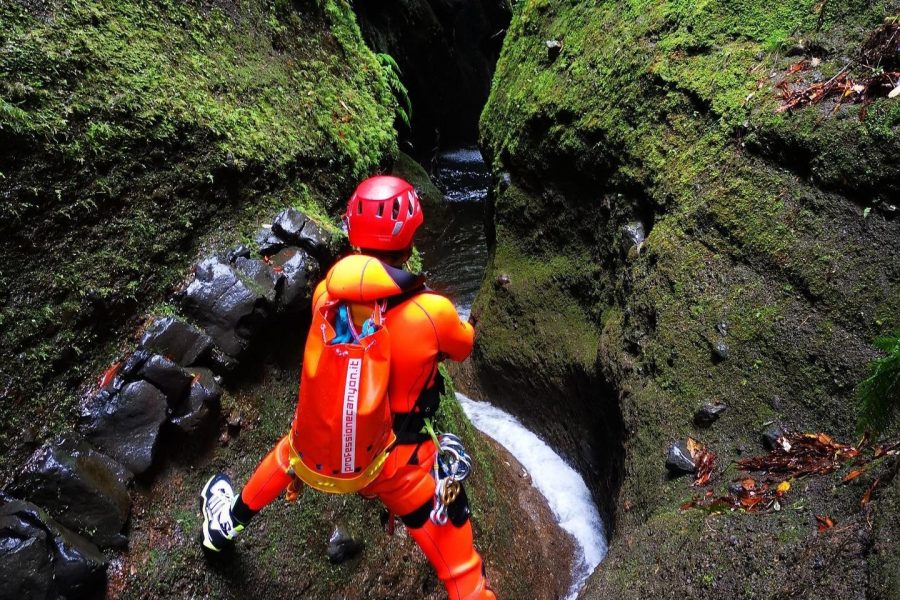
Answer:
[200,473,244,551]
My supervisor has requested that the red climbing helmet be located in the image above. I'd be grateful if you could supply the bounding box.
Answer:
[344,175,424,251]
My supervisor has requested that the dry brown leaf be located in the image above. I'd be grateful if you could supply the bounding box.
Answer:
[816,515,835,532]
[741,478,756,491]
[861,478,880,507]
[843,469,863,483]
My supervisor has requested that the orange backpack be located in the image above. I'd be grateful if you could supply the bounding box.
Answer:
[288,299,397,493]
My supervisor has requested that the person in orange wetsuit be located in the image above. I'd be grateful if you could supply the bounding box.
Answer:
[200,175,496,600]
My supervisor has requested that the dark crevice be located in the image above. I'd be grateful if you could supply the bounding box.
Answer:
[352,0,511,159]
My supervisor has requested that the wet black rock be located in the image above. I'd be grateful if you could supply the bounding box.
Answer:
[0,505,54,600]
[234,256,282,304]
[11,434,131,548]
[665,441,696,474]
[545,39,562,61]
[296,219,330,257]
[763,425,788,450]
[208,346,239,377]
[326,526,362,564]
[79,380,168,474]
[694,402,727,427]
[711,340,729,362]
[170,368,222,435]
[140,317,214,367]
[255,226,285,256]
[227,244,251,263]
[139,354,193,408]
[0,499,107,598]
[269,247,318,312]
[182,257,273,356]
[119,348,151,382]
[271,207,307,242]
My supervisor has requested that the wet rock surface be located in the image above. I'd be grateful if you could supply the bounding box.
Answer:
[79,380,168,474]
[0,506,54,600]
[11,434,131,548]
[269,247,317,312]
[665,441,696,474]
[182,257,272,357]
[233,257,282,304]
[0,499,107,599]
[255,226,285,256]
[694,402,727,427]
[170,367,222,435]
[326,526,363,564]
[140,317,214,367]
[139,354,193,408]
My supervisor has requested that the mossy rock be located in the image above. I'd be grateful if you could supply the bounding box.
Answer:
[0,0,398,479]
[474,0,900,596]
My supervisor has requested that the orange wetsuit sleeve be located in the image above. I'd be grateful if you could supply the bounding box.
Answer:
[420,294,475,362]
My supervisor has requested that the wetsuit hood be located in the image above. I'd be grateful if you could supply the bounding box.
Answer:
[324,254,424,302]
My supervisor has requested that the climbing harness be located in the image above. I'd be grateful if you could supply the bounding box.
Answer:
[425,419,473,526]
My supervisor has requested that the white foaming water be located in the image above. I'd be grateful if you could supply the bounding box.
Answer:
[456,393,607,600]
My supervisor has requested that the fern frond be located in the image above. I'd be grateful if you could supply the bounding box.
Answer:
[857,332,900,438]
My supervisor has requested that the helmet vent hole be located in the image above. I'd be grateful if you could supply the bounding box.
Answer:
[357,200,363,214]
[408,195,415,216]
[392,197,401,220]
[376,202,385,218]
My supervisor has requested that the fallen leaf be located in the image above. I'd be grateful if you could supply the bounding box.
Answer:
[776,480,791,494]
[741,478,757,491]
[851,84,866,93]
[843,469,863,483]
[816,515,835,532]
[686,437,704,458]
[680,500,696,510]
[889,85,900,99]
[861,478,880,507]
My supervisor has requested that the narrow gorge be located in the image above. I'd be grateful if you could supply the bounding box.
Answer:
[2,1,899,599]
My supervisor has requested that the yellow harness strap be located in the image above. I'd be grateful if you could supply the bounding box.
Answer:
[288,434,396,494]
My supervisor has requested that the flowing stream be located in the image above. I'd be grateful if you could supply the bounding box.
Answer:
[419,147,608,599]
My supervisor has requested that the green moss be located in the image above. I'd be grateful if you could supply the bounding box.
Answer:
[476,0,900,593]
[0,0,398,478]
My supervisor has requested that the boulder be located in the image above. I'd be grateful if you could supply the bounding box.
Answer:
[117,348,151,384]
[325,526,362,564]
[271,208,332,262]
[139,354,193,408]
[0,508,54,600]
[170,368,222,435]
[79,380,168,474]
[233,256,282,304]
[227,244,251,263]
[182,257,273,356]
[11,434,131,548]
[140,316,214,366]
[0,499,107,599]
[255,226,285,256]
[271,207,307,242]
[269,247,318,312]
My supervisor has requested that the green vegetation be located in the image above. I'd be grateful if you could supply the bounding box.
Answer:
[0,0,397,479]
[857,332,900,437]
[475,0,900,595]
[377,52,412,128]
